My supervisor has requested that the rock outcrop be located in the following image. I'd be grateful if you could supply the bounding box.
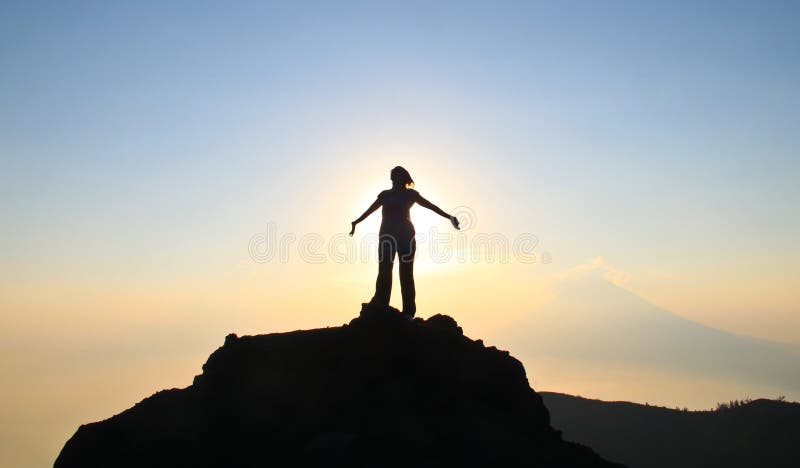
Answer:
[56,305,621,467]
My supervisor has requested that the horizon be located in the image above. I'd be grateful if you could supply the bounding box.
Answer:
[2,2,799,467]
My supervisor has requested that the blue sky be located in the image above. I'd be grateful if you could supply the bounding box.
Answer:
[3,1,798,320]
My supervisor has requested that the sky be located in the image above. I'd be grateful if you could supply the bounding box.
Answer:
[1,1,799,466]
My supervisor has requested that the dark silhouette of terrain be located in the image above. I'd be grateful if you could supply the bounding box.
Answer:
[56,305,620,468]
[541,392,800,468]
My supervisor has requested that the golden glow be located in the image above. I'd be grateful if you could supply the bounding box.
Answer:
[3,149,798,467]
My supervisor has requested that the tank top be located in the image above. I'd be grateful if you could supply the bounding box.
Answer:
[378,189,416,245]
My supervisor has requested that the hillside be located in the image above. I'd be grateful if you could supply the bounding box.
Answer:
[541,392,800,468]
[55,305,620,467]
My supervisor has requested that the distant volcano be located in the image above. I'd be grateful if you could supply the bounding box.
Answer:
[501,276,800,392]
[55,305,620,467]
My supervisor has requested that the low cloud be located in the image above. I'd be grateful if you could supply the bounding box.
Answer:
[549,256,633,287]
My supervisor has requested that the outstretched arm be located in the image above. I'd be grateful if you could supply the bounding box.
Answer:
[416,193,460,230]
[349,198,382,236]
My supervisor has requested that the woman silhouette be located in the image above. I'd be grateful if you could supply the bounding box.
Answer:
[349,166,460,318]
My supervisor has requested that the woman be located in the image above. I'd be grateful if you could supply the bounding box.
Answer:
[349,166,460,318]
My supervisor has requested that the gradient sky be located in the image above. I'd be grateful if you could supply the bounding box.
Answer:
[1,1,799,466]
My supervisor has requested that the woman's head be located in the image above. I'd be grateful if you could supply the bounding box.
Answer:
[390,166,414,189]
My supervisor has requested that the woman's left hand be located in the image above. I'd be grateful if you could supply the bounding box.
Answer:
[349,221,356,236]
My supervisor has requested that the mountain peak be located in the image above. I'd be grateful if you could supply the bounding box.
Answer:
[55,304,620,467]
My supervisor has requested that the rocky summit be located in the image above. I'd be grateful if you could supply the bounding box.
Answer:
[55,305,621,467]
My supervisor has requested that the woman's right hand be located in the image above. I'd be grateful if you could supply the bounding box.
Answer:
[450,215,460,230]
[349,221,356,236]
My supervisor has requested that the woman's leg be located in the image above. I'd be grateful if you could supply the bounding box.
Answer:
[398,239,416,316]
[371,235,396,306]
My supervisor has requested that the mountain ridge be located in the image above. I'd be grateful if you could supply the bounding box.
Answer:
[541,391,800,468]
